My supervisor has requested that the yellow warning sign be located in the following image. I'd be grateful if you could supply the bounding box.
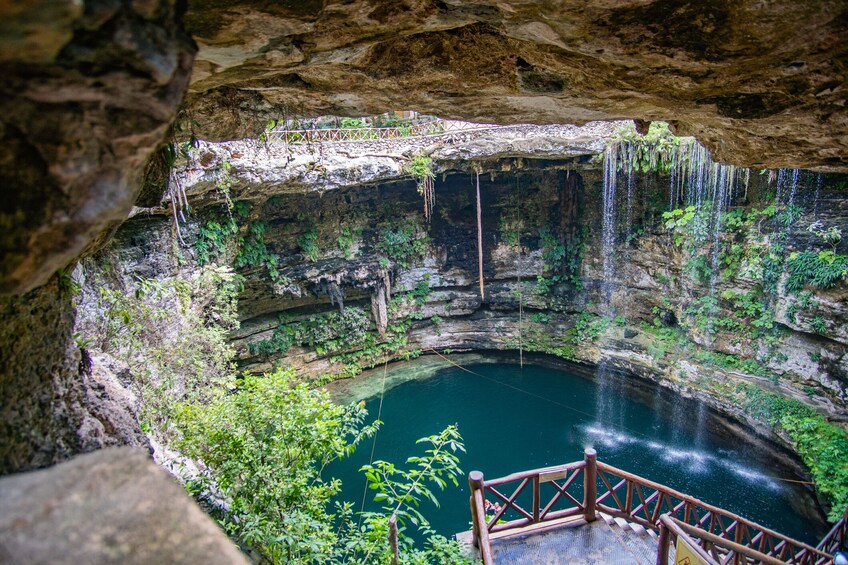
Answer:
[675,535,710,565]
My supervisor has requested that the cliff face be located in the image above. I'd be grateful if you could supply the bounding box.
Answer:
[77,134,848,428]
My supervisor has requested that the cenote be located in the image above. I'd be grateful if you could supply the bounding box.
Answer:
[330,354,828,545]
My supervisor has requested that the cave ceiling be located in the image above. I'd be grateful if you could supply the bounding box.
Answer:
[1,0,847,293]
[182,0,848,171]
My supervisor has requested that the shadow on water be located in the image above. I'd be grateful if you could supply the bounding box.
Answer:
[326,352,828,545]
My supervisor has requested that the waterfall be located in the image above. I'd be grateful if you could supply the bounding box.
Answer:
[813,173,823,220]
[788,168,800,209]
[601,144,619,301]
[776,168,787,203]
[596,144,621,429]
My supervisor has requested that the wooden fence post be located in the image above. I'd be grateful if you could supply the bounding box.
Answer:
[469,471,484,548]
[533,474,541,523]
[657,518,670,565]
[584,448,597,522]
[469,471,493,565]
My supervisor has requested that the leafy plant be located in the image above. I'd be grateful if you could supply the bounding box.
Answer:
[337,226,358,259]
[78,266,242,435]
[377,222,428,269]
[732,384,848,521]
[175,368,378,563]
[785,250,848,292]
[196,217,238,265]
[251,307,373,357]
[407,154,436,221]
[360,425,465,535]
[297,216,321,262]
[235,221,283,283]
[808,221,842,252]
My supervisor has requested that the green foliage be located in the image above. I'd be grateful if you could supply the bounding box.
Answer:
[235,221,283,282]
[776,204,804,227]
[663,206,696,232]
[719,243,746,280]
[810,315,827,334]
[785,250,848,292]
[534,274,560,296]
[684,296,718,334]
[732,384,848,521]
[337,226,358,259]
[174,367,378,563]
[251,307,373,357]
[808,221,842,251]
[196,217,238,265]
[407,154,435,186]
[573,312,611,342]
[410,275,431,307]
[539,227,566,269]
[694,350,778,380]
[537,225,585,290]
[721,209,745,232]
[360,425,464,535]
[718,289,774,339]
[80,266,242,434]
[297,216,321,262]
[341,117,366,129]
[685,254,712,284]
[377,222,428,269]
[610,122,690,173]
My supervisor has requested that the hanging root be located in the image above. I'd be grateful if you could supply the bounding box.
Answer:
[420,175,435,221]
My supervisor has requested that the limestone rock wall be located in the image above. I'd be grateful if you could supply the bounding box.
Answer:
[81,152,848,425]
[0,278,148,474]
[0,0,196,295]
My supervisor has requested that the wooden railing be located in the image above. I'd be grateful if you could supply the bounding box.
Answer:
[657,515,720,565]
[816,506,847,557]
[467,449,836,565]
[594,462,832,564]
[268,119,494,144]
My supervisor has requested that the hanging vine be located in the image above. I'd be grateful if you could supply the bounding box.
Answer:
[408,153,436,221]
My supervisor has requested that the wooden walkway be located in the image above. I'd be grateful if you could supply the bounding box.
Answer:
[461,449,842,565]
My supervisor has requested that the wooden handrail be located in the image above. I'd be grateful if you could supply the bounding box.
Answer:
[467,454,836,565]
[657,514,719,565]
[594,462,832,564]
[816,506,847,556]
[658,515,825,565]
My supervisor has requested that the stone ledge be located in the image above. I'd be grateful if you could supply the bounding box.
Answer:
[0,447,248,564]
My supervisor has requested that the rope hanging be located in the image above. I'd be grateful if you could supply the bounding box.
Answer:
[516,173,523,368]
[357,356,390,527]
[476,171,484,301]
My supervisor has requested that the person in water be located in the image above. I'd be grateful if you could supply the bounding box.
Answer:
[484,500,503,514]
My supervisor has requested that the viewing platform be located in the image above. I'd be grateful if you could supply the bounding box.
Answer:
[458,449,847,565]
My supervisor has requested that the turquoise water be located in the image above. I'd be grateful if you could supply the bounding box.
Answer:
[329,356,827,544]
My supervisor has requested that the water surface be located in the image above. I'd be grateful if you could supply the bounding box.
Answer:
[329,355,826,544]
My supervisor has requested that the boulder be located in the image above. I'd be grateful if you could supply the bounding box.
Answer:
[0,447,249,564]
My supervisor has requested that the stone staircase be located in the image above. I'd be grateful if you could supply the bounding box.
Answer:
[488,512,659,564]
